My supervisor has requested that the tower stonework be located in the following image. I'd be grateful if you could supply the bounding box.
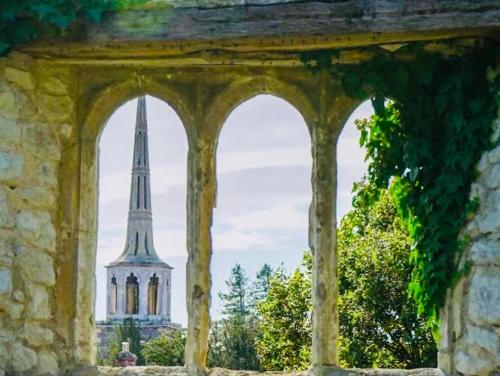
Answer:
[96,97,180,359]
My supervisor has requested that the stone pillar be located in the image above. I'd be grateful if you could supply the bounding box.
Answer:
[310,123,339,371]
[309,89,356,374]
[117,274,126,318]
[185,135,217,375]
[138,270,148,317]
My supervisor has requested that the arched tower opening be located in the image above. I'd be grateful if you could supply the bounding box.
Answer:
[148,273,160,315]
[126,273,139,315]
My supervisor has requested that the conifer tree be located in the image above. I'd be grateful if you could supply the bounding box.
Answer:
[218,263,250,316]
[249,264,273,310]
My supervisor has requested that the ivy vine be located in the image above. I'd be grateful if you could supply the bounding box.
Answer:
[0,0,145,56]
[302,41,499,333]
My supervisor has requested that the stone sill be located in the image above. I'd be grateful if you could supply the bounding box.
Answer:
[96,366,443,376]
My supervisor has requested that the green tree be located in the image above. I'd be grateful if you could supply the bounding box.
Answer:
[209,263,260,370]
[104,318,144,365]
[255,257,312,371]
[249,264,273,310]
[207,316,260,370]
[337,184,437,368]
[142,330,185,366]
[218,263,250,316]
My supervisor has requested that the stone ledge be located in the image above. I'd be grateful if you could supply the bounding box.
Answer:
[95,366,443,376]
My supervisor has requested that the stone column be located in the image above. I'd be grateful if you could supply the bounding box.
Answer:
[138,270,148,317]
[117,271,126,318]
[106,270,111,317]
[309,89,356,374]
[310,123,338,371]
[185,135,217,375]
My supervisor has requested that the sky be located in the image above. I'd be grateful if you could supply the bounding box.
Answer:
[95,95,373,326]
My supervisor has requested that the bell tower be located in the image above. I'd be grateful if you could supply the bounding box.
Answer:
[105,97,173,323]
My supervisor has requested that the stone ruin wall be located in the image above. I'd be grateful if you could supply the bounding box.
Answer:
[439,106,500,375]
[0,52,76,375]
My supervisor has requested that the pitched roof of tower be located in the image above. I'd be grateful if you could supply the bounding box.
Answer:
[107,96,172,269]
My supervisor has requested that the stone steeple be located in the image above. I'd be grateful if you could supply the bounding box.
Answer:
[109,96,168,267]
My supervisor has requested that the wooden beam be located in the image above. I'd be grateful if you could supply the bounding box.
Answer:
[21,0,500,59]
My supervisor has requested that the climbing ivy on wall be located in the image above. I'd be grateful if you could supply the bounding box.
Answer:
[0,0,145,56]
[302,41,499,333]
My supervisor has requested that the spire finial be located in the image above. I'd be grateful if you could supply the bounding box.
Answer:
[136,96,147,126]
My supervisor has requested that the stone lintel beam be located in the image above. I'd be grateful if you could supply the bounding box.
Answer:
[185,134,217,375]
[22,1,500,60]
[310,84,359,372]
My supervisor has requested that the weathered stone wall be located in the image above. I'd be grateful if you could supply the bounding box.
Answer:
[0,53,76,375]
[439,107,500,375]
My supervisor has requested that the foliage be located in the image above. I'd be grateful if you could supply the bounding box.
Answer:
[207,316,261,370]
[218,263,251,317]
[104,318,144,365]
[0,0,145,56]
[209,263,260,370]
[302,42,499,331]
[249,264,273,311]
[338,184,436,368]
[255,256,312,371]
[142,330,186,366]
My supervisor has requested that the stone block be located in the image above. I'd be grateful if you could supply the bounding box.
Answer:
[39,94,74,124]
[42,76,68,96]
[469,237,500,266]
[477,153,490,174]
[0,186,14,229]
[488,144,500,164]
[4,67,35,91]
[11,303,24,320]
[0,151,23,185]
[0,82,18,119]
[60,123,73,140]
[455,350,493,375]
[27,285,52,320]
[13,290,24,302]
[22,122,61,162]
[0,237,13,267]
[16,245,55,286]
[0,269,12,295]
[38,351,59,375]
[36,160,59,190]
[22,324,54,347]
[463,324,498,359]
[11,342,38,372]
[477,191,500,234]
[18,187,56,209]
[485,164,500,189]
[0,116,21,147]
[467,268,500,327]
[15,211,57,252]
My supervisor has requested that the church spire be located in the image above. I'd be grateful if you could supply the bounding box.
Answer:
[110,96,167,266]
